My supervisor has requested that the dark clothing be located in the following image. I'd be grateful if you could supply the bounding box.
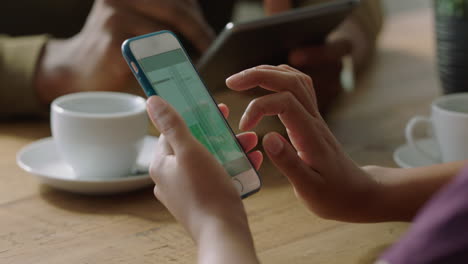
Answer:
[381,166,468,264]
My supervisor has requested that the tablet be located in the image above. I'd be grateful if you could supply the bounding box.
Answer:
[197,0,359,91]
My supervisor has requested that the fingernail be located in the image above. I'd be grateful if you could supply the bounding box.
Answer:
[264,134,283,155]
[226,70,245,87]
[225,75,238,87]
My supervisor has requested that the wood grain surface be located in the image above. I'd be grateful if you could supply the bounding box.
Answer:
[0,8,438,264]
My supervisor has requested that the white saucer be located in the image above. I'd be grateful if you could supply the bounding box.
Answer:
[17,136,158,195]
[393,138,440,168]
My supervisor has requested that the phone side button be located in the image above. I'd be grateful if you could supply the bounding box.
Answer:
[233,179,243,194]
[131,61,139,74]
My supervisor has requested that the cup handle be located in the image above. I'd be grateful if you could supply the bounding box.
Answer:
[405,116,440,162]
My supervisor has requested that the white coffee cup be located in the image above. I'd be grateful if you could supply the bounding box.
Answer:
[405,93,468,163]
[51,92,148,179]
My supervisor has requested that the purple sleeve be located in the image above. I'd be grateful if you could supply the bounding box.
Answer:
[380,165,468,264]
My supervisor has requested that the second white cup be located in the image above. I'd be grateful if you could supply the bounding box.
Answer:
[405,93,468,163]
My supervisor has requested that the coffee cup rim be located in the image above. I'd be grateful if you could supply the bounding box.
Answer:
[432,92,468,117]
[51,92,146,119]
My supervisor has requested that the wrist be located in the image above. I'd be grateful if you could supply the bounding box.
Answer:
[361,166,401,221]
[192,205,250,242]
[196,215,258,264]
[363,166,423,222]
[366,163,464,222]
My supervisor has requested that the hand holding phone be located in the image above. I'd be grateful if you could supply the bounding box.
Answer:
[145,96,260,263]
[122,31,262,198]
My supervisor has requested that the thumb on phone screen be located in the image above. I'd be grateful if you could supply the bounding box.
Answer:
[263,0,292,15]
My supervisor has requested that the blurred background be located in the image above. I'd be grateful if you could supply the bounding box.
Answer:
[385,0,430,14]
[235,0,431,22]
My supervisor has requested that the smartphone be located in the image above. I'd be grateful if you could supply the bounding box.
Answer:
[121,31,261,198]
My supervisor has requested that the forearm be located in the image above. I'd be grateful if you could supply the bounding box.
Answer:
[366,160,467,222]
[196,216,259,264]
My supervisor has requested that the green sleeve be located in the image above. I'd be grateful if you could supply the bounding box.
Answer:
[0,34,49,118]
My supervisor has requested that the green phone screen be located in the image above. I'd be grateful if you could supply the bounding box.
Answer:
[138,49,252,177]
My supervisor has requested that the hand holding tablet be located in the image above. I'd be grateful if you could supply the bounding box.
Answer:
[197,0,359,91]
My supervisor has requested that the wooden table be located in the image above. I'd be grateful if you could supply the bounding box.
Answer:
[1,8,438,264]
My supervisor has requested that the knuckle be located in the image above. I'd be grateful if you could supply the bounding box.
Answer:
[180,142,201,158]
[157,108,180,135]
[244,97,268,122]
[282,91,295,103]
[160,118,178,137]
[250,67,264,75]
[250,97,261,106]
[251,70,269,87]
[149,159,163,182]
[242,68,262,85]
[279,92,296,114]
[254,64,271,70]
[153,185,164,202]
[293,74,306,88]
[246,67,260,77]
[301,74,314,87]
[153,185,158,197]
[249,97,265,113]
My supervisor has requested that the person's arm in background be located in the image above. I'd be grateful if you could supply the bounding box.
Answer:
[35,0,215,105]
[0,0,219,118]
[146,97,262,264]
[264,0,384,111]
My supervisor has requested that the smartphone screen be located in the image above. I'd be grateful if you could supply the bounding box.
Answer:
[137,49,253,178]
